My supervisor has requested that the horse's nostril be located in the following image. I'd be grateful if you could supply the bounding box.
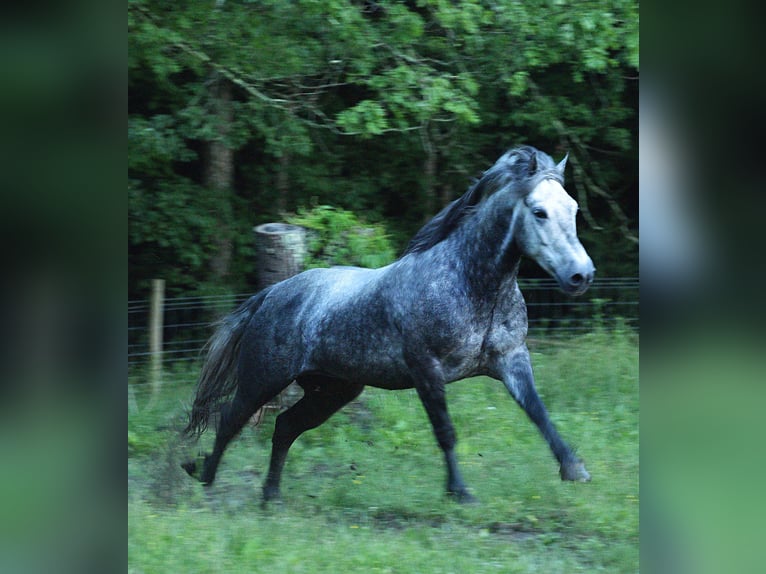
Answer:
[571,273,584,285]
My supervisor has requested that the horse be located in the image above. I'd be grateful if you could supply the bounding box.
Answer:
[181,145,595,503]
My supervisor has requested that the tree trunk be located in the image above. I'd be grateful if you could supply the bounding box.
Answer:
[205,77,234,282]
[423,144,438,222]
[276,152,290,213]
[440,181,453,209]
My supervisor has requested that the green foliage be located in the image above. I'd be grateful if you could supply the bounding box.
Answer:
[286,205,397,269]
[129,178,221,295]
[336,100,388,136]
[128,428,166,456]
[128,0,638,298]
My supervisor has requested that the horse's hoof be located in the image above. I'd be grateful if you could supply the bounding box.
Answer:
[181,460,199,479]
[262,485,282,504]
[261,497,285,511]
[448,489,479,505]
[560,460,591,482]
[181,455,209,483]
[459,492,480,505]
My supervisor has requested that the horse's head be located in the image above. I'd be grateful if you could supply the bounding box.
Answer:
[512,152,595,296]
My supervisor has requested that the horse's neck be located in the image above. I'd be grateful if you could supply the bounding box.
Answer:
[448,221,522,300]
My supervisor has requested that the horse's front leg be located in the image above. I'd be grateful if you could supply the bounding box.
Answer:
[408,354,477,503]
[495,345,591,482]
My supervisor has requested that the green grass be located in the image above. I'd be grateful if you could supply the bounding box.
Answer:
[128,331,638,573]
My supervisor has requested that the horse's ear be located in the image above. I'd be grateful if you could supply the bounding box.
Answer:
[527,151,538,175]
[556,152,569,176]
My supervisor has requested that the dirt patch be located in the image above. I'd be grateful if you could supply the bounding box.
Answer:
[368,508,447,531]
[486,521,541,541]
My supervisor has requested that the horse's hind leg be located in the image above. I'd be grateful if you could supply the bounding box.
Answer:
[262,376,364,502]
[183,388,262,485]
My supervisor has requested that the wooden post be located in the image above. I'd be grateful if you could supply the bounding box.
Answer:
[128,385,138,415]
[149,278,165,406]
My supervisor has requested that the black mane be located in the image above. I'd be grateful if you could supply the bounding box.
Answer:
[402,145,562,256]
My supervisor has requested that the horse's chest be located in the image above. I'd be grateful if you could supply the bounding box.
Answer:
[417,296,525,379]
[436,329,486,381]
[478,288,528,356]
[483,313,527,357]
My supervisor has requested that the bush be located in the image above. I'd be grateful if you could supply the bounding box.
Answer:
[286,205,397,269]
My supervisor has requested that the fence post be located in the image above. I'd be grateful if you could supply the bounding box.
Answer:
[149,278,165,406]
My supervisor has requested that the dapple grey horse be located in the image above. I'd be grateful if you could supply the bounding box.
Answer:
[182,145,595,503]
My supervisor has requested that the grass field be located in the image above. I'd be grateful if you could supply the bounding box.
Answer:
[128,330,638,573]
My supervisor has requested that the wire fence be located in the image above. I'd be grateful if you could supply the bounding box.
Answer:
[128,277,638,370]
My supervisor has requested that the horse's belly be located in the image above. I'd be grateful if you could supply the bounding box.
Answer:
[308,336,413,389]
[317,361,414,390]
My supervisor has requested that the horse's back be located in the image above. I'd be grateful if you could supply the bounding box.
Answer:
[237,265,396,382]
[296,266,413,385]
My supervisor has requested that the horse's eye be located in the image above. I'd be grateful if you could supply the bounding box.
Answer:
[533,208,548,220]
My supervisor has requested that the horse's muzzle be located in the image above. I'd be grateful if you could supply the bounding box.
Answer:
[560,262,595,296]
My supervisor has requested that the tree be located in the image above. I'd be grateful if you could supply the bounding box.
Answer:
[128,0,638,297]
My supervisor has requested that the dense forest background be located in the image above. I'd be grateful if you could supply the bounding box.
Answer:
[128,0,638,299]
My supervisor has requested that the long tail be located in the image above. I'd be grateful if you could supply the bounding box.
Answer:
[182,290,268,437]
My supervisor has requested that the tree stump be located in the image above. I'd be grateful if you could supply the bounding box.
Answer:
[251,223,307,425]
[253,223,307,291]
